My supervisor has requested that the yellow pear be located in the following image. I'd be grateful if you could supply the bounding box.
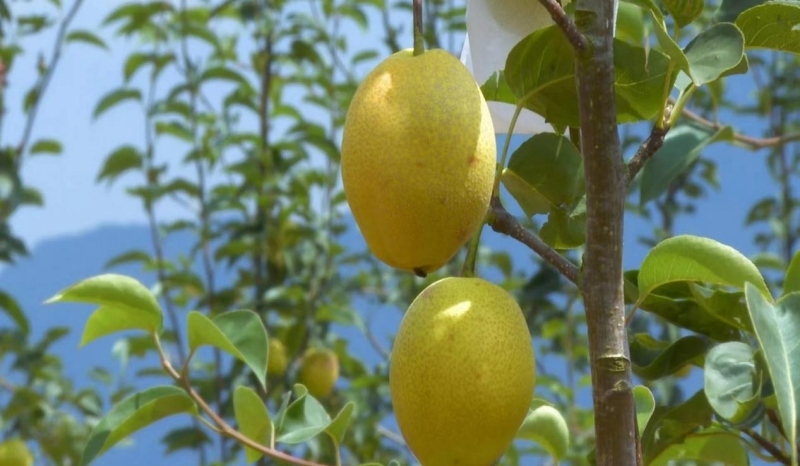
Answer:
[0,439,33,466]
[341,48,496,276]
[390,277,535,466]
[298,348,339,399]
[267,339,288,376]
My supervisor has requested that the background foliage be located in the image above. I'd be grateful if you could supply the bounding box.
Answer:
[2,0,800,465]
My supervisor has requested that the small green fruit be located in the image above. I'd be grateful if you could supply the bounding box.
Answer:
[298,348,339,399]
[0,438,33,466]
[267,339,288,376]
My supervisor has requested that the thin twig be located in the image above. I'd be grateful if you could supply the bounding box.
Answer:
[377,425,406,446]
[537,0,589,56]
[680,106,800,149]
[154,336,329,466]
[17,0,85,158]
[626,124,669,185]
[743,429,791,465]
[487,197,580,285]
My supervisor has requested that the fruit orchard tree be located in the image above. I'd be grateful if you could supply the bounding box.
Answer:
[5,1,800,466]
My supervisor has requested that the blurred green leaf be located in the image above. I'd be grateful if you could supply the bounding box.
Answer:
[81,386,197,466]
[29,139,62,156]
[65,30,108,50]
[233,385,273,463]
[784,248,800,296]
[46,274,163,345]
[662,0,704,28]
[649,428,749,466]
[96,145,143,184]
[187,310,268,389]
[93,88,141,119]
[0,289,28,335]
[325,402,355,444]
[633,385,655,436]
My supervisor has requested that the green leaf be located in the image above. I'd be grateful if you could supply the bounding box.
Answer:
[504,26,673,126]
[745,284,800,466]
[325,402,355,444]
[637,235,770,304]
[65,30,108,50]
[784,248,800,296]
[501,133,583,217]
[46,274,163,345]
[29,139,62,156]
[649,428,749,466]
[480,71,516,107]
[638,123,733,205]
[515,399,570,460]
[630,334,709,380]
[624,0,690,75]
[276,385,332,444]
[633,385,655,436]
[539,197,586,250]
[683,23,745,86]
[199,66,251,88]
[187,310,268,389]
[716,0,762,22]
[96,145,143,184]
[662,0,704,28]
[93,88,141,119]
[161,427,211,454]
[616,2,646,45]
[704,341,761,425]
[233,386,273,463]
[0,289,29,335]
[736,2,800,55]
[641,390,715,463]
[81,386,197,466]
[688,284,753,333]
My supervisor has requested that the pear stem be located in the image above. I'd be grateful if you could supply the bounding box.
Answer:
[413,0,424,56]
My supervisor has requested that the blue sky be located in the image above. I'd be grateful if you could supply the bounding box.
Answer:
[1,1,785,465]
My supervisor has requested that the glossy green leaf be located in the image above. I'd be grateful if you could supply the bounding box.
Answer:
[745,284,800,466]
[96,145,143,184]
[233,386,272,463]
[81,386,197,466]
[641,390,715,463]
[683,23,745,86]
[46,274,163,345]
[65,30,108,50]
[736,2,800,55]
[516,399,570,460]
[93,88,141,119]
[624,0,690,74]
[29,139,62,156]
[662,0,704,28]
[637,235,770,304]
[325,402,355,444]
[633,385,655,436]
[0,290,28,335]
[504,26,673,126]
[784,248,800,296]
[639,123,733,205]
[501,133,583,218]
[276,385,332,444]
[630,334,709,380]
[704,341,761,425]
[187,310,268,389]
[649,428,749,466]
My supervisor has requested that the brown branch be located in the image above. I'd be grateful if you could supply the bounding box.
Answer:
[743,429,791,465]
[487,197,580,285]
[17,0,85,158]
[537,0,589,56]
[574,1,640,465]
[680,106,800,149]
[154,336,329,466]
[626,124,669,185]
